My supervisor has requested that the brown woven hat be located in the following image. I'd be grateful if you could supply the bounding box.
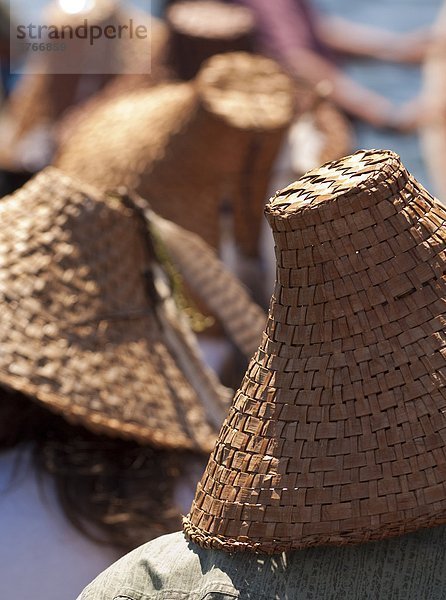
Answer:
[184,148,446,552]
[167,0,254,80]
[0,167,234,452]
[55,51,295,256]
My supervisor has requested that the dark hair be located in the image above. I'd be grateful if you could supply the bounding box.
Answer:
[0,387,202,551]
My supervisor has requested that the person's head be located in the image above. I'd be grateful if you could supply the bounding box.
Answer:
[0,168,237,550]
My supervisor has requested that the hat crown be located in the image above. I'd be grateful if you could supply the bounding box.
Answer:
[0,169,151,329]
[264,149,437,332]
[269,149,402,217]
[185,149,446,552]
[168,0,254,38]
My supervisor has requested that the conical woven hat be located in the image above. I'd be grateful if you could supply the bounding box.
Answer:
[184,149,446,552]
[167,0,254,80]
[55,52,295,253]
[0,167,232,452]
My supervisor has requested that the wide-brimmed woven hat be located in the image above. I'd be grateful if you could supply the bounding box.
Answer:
[167,0,254,80]
[184,148,446,552]
[55,52,295,256]
[0,167,240,452]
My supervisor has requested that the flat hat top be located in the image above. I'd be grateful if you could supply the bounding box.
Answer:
[198,53,295,131]
[272,149,400,213]
[168,0,254,38]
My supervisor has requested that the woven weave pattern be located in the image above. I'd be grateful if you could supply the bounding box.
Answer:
[184,149,446,552]
[0,168,230,451]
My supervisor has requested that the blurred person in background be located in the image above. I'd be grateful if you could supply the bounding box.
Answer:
[230,0,431,130]
[229,0,444,187]
[420,0,446,201]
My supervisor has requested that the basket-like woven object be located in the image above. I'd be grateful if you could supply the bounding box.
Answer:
[167,0,254,80]
[0,167,233,452]
[184,149,446,552]
[55,52,295,255]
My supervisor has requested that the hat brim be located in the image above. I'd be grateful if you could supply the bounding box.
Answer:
[0,168,231,451]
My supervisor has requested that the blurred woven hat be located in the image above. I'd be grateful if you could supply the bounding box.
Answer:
[0,167,237,452]
[184,149,446,552]
[55,51,295,256]
[0,1,168,173]
[166,0,254,80]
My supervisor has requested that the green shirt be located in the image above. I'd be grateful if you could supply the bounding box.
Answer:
[78,527,446,600]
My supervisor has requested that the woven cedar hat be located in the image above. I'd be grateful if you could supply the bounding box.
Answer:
[55,52,295,254]
[167,0,254,80]
[184,149,446,552]
[0,3,168,173]
[0,167,236,452]
[55,13,172,153]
